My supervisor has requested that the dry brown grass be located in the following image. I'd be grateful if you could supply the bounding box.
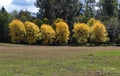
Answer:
[0,43,120,60]
[0,43,120,59]
[0,43,120,76]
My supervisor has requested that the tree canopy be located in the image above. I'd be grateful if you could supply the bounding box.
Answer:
[35,0,82,28]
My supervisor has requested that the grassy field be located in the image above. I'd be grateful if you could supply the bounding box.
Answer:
[0,43,120,76]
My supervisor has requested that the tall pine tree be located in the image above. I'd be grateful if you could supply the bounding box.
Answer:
[0,7,9,42]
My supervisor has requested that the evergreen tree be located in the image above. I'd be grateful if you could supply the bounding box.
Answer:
[0,7,9,42]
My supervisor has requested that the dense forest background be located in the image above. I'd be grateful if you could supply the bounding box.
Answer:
[0,0,120,45]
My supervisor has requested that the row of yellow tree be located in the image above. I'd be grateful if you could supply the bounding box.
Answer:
[9,18,109,45]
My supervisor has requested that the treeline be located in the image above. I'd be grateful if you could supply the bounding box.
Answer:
[0,0,120,45]
[8,18,108,45]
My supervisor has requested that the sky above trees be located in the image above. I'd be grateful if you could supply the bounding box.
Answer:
[0,0,119,13]
[0,0,38,13]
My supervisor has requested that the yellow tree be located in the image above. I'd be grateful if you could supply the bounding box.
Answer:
[72,23,90,44]
[91,21,109,43]
[9,19,26,43]
[53,18,65,29]
[25,21,40,44]
[40,24,55,45]
[87,18,96,26]
[53,18,65,24]
[55,22,70,45]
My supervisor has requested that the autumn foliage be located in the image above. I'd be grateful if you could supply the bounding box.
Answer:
[40,24,55,45]
[55,22,70,45]
[9,19,26,43]
[53,18,65,24]
[8,18,109,45]
[24,21,40,44]
[90,20,109,43]
[73,23,90,44]
[87,18,97,26]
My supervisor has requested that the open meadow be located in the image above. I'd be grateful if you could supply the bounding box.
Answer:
[0,43,120,76]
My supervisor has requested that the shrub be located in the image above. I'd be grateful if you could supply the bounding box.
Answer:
[55,22,70,45]
[90,20,109,43]
[40,24,55,45]
[24,21,40,44]
[72,23,90,44]
[9,19,26,43]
